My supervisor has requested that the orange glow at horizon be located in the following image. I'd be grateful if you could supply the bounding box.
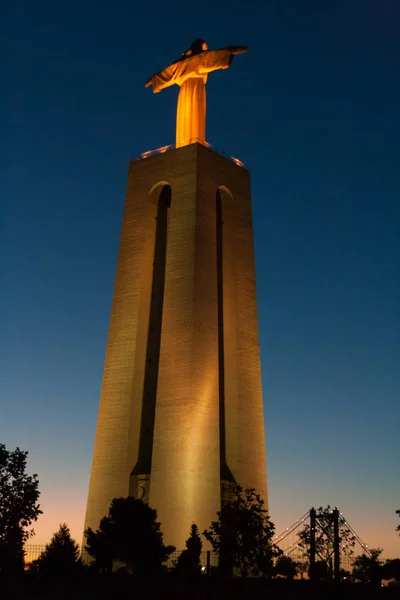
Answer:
[26,486,400,560]
[25,483,87,550]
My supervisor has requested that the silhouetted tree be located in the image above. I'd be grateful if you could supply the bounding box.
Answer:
[175,523,202,577]
[0,444,42,574]
[313,560,329,580]
[352,549,383,586]
[274,555,298,579]
[396,510,400,534]
[297,560,309,579]
[203,484,280,577]
[297,506,355,578]
[382,558,400,583]
[84,525,113,573]
[30,523,81,578]
[85,497,175,576]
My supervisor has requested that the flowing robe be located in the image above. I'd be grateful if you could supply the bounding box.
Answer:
[146,49,237,148]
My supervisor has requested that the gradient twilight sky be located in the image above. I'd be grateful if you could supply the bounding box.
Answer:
[2,0,399,557]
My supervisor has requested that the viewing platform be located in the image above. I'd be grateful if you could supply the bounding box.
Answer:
[133,138,248,170]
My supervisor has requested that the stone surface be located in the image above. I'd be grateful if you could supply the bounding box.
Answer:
[83,143,267,552]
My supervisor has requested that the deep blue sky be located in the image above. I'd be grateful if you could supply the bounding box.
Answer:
[2,0,399,555]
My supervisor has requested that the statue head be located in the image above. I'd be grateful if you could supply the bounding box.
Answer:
[182,39,208,58]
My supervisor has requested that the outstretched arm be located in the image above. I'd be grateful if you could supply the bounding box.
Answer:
[198,46,248,75]
[144,61,185,94]
[144,62,181,93]
[226,45,248,55]
[145,45,248,91]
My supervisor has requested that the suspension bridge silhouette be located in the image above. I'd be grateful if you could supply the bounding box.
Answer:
[274,507,371,578]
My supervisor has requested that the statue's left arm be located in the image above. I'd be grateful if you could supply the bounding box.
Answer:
[198,46,248,75]
[226,45,248,55]
[145,46,248,92]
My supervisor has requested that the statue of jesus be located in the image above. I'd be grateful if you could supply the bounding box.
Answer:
[145,40,247,148]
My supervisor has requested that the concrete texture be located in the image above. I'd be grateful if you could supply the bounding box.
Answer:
[84,143,267,552]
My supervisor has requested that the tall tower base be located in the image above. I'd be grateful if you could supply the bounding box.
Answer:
[84,143,267,552]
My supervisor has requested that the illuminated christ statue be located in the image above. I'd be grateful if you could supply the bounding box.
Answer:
[145,39,247,148]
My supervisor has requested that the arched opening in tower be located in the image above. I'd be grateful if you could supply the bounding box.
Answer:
[130,184,171,497]
[216,188,236,493]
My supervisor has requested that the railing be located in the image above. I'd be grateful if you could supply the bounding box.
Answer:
[132,138,248,170]
[24,545,218,571]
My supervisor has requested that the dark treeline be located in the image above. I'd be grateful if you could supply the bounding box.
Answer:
[1,443,400,599]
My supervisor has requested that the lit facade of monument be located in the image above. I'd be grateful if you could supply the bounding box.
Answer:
[84,40,268,552]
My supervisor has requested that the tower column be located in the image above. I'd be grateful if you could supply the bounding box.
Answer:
[84,143,267,554]
[149,148,221,549]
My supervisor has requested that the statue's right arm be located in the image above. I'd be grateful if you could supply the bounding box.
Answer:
[145,64,181,93]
